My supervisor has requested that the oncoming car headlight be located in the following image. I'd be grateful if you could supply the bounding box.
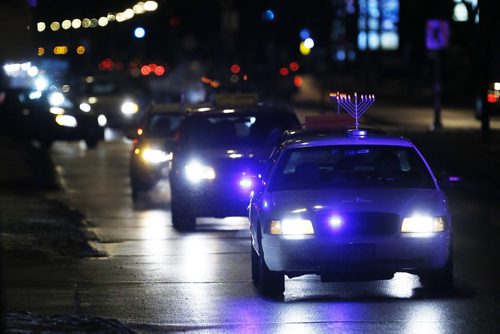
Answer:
[141,148,172,164]
[270,218,314,235]
[401,216,446,233]
[121,101,139,115]
[79,102,91,112]
[55,114,77,127]
[184,161,215,183]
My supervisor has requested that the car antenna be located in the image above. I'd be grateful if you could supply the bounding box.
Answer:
[330,91,375,131]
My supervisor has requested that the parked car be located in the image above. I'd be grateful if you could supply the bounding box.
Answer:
[129,103,182,201]
[249,127,453,296]
[169,103,300,231]
[0,87,105,148]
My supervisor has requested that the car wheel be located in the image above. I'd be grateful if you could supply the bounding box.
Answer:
[85,137,98,149]
[171,197,196,231]
[251,243,260,286]
[420,254,453,291]
[257,248,284,296]
[85,129,100,149]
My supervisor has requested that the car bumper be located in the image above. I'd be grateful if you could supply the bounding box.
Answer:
[261,233,451,277]
[130,159,170,188]
[170,178,252,217]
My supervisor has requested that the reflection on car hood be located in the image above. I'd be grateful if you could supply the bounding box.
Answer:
[268,188,447,217]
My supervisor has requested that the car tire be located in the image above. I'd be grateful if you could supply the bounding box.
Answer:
[257,247,284,296]
[85,128,100,149]
[420,254,453,291]
[85,137,98,149]
[171,197,196,231]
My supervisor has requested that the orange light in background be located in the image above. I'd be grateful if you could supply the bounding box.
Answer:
[76,46,86,55]
[293,75,303,87]
[243,74,248,81]
[230,64,241,74]
[137,128,144,136]
[53,46,68,55]
[154,65,165,76]
[140,65,151,76]
[289,61,299,72]
[37,47,45,56]
[279,67,289,76]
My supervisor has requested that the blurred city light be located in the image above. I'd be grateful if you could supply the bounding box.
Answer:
[289,61,299,72]
[304,37,315,49]
[37,22,46,32]
[72,19,82,29]
[299,28,311,40]
[279,67,289,76]
[35,1,158,33]
[35,77,48,90]
[299,41,311,55]
[262,9,275,22]
[50,21,60,31]
[230,64,241,74]
[53,46,68,55]
[134,26,146,38]
[144,1,159,11]
[62,20,71,30]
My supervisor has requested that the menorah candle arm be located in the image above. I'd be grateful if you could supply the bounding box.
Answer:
[341,103,357,115]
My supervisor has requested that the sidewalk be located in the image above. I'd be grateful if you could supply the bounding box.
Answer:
[0,136,130,332]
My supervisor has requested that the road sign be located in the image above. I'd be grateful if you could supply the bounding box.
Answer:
[426,20,450,50]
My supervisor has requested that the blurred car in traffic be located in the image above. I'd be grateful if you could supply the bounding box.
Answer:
[169,103,300,231]
[129,103,182,201]
[0,87,106,148]
[76,74,151,130]
[249,127,453,296]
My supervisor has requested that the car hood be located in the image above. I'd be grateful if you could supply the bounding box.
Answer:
[266,188,448,218]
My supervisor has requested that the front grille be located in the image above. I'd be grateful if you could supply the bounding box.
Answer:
[315,212,400,236]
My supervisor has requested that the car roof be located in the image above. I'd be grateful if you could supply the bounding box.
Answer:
[283,132,414,149]
[185,103,295,116]
[148,102,183,114]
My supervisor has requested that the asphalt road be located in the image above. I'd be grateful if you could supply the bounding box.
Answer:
[2,104,500,333]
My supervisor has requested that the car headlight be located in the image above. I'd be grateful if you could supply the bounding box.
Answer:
[79,102,91,112]
[270,218,314,235]
[97,114,107,127]
[48,92,65,106]
[184,160,215,183]
[401,216,446,233]
[49,107,65,115]
[141,148,172,164]
[55,114,77,127]
[121,101,139,115]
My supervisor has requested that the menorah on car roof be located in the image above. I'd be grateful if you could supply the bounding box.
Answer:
[330,91,376,131]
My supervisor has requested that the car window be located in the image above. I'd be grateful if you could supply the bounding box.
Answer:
[268,145,435,191]
[182,112,298,148]
[147,114,182,137]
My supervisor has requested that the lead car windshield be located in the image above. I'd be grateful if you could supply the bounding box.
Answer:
[268,145,436,191]
[183,112,298,148]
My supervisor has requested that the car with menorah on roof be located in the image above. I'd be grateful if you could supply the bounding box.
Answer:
[249,92,454,296]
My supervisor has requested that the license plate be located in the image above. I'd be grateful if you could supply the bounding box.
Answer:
[334,244,375,263]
